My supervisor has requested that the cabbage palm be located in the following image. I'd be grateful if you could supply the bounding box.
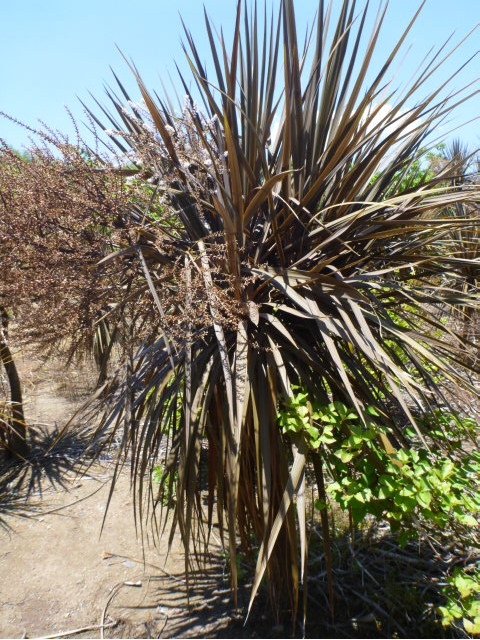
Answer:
[88,0,480,623]
[436,140,480,340]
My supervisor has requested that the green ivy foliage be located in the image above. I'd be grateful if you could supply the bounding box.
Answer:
[278,389,480,632]
[438,566,480,636]
[278,391,479,539]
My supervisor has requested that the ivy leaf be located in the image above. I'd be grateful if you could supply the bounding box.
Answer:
[463,618,480,635]
[416,490,432,509]
[454,573,478,598]
[335,449,355,463]
[466,600,480,617]
[350,501,368,523]
[438,460,455,480]
[454,512,478,527]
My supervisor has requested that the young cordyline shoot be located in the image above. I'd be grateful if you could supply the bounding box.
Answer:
[79,0,480,628]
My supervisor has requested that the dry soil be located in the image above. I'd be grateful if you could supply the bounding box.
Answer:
[0,350,259,639]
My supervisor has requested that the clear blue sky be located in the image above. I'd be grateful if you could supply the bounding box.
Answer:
[1,0,479,152]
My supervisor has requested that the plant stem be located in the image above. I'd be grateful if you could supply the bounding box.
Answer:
[0,306,29,459]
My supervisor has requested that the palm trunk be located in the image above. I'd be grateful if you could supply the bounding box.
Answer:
[0,307,29,459]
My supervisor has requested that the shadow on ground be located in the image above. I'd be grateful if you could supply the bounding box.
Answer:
[97,524,470,639]
[0,420,99,531]
[1,426,476,638]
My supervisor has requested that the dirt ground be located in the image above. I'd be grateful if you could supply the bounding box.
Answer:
[2,340,478,639]
[0,352,261,639]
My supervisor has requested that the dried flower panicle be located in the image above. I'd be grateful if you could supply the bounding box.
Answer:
[0,103,250,368]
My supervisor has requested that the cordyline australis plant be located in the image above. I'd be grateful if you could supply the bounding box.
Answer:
[438,139,480,338]
[85,0,480,625]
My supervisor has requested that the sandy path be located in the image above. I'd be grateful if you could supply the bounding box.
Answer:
[0,351,249,639]
[0,461,246,638]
